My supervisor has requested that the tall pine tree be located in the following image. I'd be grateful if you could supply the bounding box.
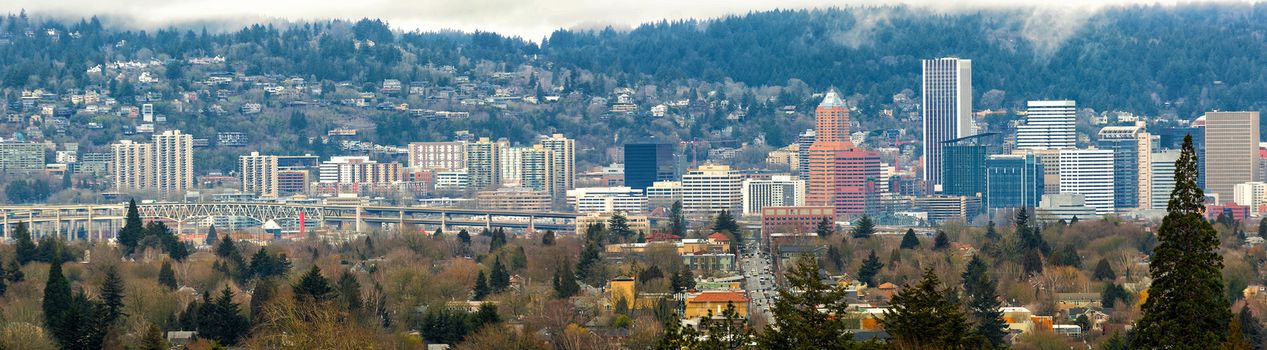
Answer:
[118,199,144,255]
[758,255,858,349]
[851,215,875,238]
[962,256,1007,349]
[100,265,126,324]
[1133,135,1232,348]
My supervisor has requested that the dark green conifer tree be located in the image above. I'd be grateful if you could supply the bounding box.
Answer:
[1134,135,1232,348]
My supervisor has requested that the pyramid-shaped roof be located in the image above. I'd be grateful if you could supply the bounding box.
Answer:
[819,88,846,108]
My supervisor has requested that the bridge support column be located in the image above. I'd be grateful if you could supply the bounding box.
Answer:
[528,215,535,234]
[355,206,364,233]
[440,212,447,234]
[399,210,405,233]
[485,214,492,231]
[88,209,94,242]
[3,213,8,240]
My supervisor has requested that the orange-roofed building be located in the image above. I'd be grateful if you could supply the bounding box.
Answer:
[684,291,749,319]
[707,232,730,241]
[875,282,899,300]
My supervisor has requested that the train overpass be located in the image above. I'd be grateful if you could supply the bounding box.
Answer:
[0,202,578,241]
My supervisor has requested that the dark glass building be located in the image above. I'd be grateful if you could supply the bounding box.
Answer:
[986,153,1045,209]
[624,143,678,190]
[1158,126,1205,189]
[941,133,1001,201]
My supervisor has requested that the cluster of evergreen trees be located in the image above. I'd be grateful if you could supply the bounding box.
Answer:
[116,200,189,261]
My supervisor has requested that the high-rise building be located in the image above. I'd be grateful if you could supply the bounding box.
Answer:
[520,145,555,193]
[1097,122,1152,210]
[1058,148,1116,214]
[941,133,1000,200]
[796,129,816,182]
[499,145,526,183]
[682,164,744,217]
[112,140,153,191]
[624,143,677,191]
[241,152,279,197]
[1204,111,1260,204]
[0,140,45,172]
[539,133,576,196]
[1017,100,1077,150]
[986,153,1045,209]
[1150,150,1180,210]
[153,130,194,194]
[407,141,466,170]
[465,137,502,190]
[921,57,973,193]
[741,175,806,216]
[808,89,881,216]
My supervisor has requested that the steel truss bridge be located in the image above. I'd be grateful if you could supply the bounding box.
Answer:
[0,202,577,241]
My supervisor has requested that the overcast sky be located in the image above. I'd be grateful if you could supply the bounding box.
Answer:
[0,0,1248,39]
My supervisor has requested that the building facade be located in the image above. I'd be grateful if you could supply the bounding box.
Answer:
[1097,123,1152,210]
[682,164,744,217]
[624,143,677,191]
[539,133,576,196]
[466,137,502,190]
[921,57,973,193]
[1017,100,1077,150]
[0,141,45,172]
[112,140,153,191]
[741,175,806,216]
[241,152,279,197]
[1058,148,1116,214]
[986,153,1045,210]
[153,130,194,194]
[1150,150,1180,210]
[1204,111,1260,204]
[407,141,466,170]
[808,89,881,216]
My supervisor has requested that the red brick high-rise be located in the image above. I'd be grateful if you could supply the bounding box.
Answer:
[807,89,881,216]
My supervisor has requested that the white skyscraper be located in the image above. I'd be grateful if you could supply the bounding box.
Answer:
[1058,148,1115,214]
[112,140,153,191]
[241,152,279,197]
[741,175,806,216]
[519,145,555,194]
[153,130,194,194]
[1017,100,1077,150]
[921,57,972,193]
[539,134,576,196]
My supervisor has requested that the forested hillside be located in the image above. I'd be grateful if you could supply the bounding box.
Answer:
[541,5,1267,117]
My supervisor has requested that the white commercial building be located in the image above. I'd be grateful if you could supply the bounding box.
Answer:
[1058,148,1115,214]
[1234,182,1267,212]
[921,57,973,192]
[741,175,806,216]
[1017,100,1077,150]
[567,186,648,214]
[682,165,743,217]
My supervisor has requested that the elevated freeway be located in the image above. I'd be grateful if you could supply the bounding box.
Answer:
[0,202,578,241]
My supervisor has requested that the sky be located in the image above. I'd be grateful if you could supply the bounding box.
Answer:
[0,0,1250,40]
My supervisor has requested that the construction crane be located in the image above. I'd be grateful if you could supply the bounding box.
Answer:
[678,138,738,169]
